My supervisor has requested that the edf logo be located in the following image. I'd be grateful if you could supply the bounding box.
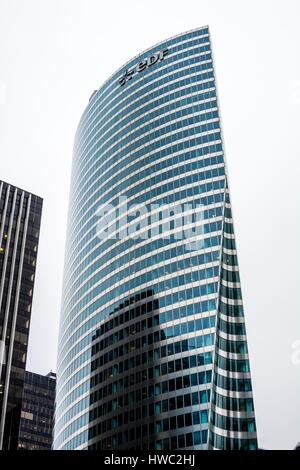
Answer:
[119,48,169,86]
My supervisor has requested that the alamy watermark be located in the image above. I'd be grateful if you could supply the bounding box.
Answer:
[291,340,300,366]
[95,196,208,251]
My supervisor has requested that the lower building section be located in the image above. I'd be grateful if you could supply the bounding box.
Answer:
[84,189,257,451]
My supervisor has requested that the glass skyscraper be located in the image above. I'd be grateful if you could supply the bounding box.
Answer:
[54,26,258,450]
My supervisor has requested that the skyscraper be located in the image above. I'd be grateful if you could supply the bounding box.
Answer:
[17,371,56,450]
[54,26,258,450]
[0,180,43,450]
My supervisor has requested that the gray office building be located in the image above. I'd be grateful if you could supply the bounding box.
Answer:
[18,371,56,450]
[0,180,43,450]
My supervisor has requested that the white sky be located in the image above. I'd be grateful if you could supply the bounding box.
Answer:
[0,0,299,450]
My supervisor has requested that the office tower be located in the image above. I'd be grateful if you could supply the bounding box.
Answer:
[17,371,56,450]
[54,26,258,450]
[0,181,42,450]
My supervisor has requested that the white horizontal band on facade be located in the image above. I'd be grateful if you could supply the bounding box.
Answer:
[221,262,239,272]
[223,232,235,240]
[214,365,251,381]
[220,296,243,307]
[219,312,245,324]
[215,386,254,400]
[223,247,237,256]
[216,346,249,361]
[220,279,241,289]
[211,404,255,420]
[217,330,246,342]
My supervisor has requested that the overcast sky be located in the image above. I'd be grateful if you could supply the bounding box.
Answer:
[0,0,299,450]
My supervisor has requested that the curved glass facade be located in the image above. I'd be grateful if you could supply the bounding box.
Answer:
[54,26,258,450]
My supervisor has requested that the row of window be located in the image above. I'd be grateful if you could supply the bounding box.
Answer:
[74,71,216,206]
[71,131,222,252]
[213,391,254,412]
[58,344,213,405]
[67,203,222,309]
[75,82,216,206]
[215,373,252,393]
[67,246,221,315]
[71,130,220,238]
[217,336,248,355]
[91,368,212,406]
[77,35,211,151]
[94,293,217,342]
[92,348,213,386]
[57,385,211,447]
[59,291,218,379]
[209,432,257,450]
[56,368,213,432]
[56,301,214,400]
[219,318,246,337]
[92,319,215,364]
[211,412,256,433]
[59,294,217,390]
[89,390,211,426]
[77,66,215,169]
[65,231,221,335]
[74,57,215,193]
[66,176,224,294]
[60,251,221,362]
[93,309,216,353]
[88,429,209,451]
[216,353,250,373]
[67,161,224,281]
[88,408,209,441]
